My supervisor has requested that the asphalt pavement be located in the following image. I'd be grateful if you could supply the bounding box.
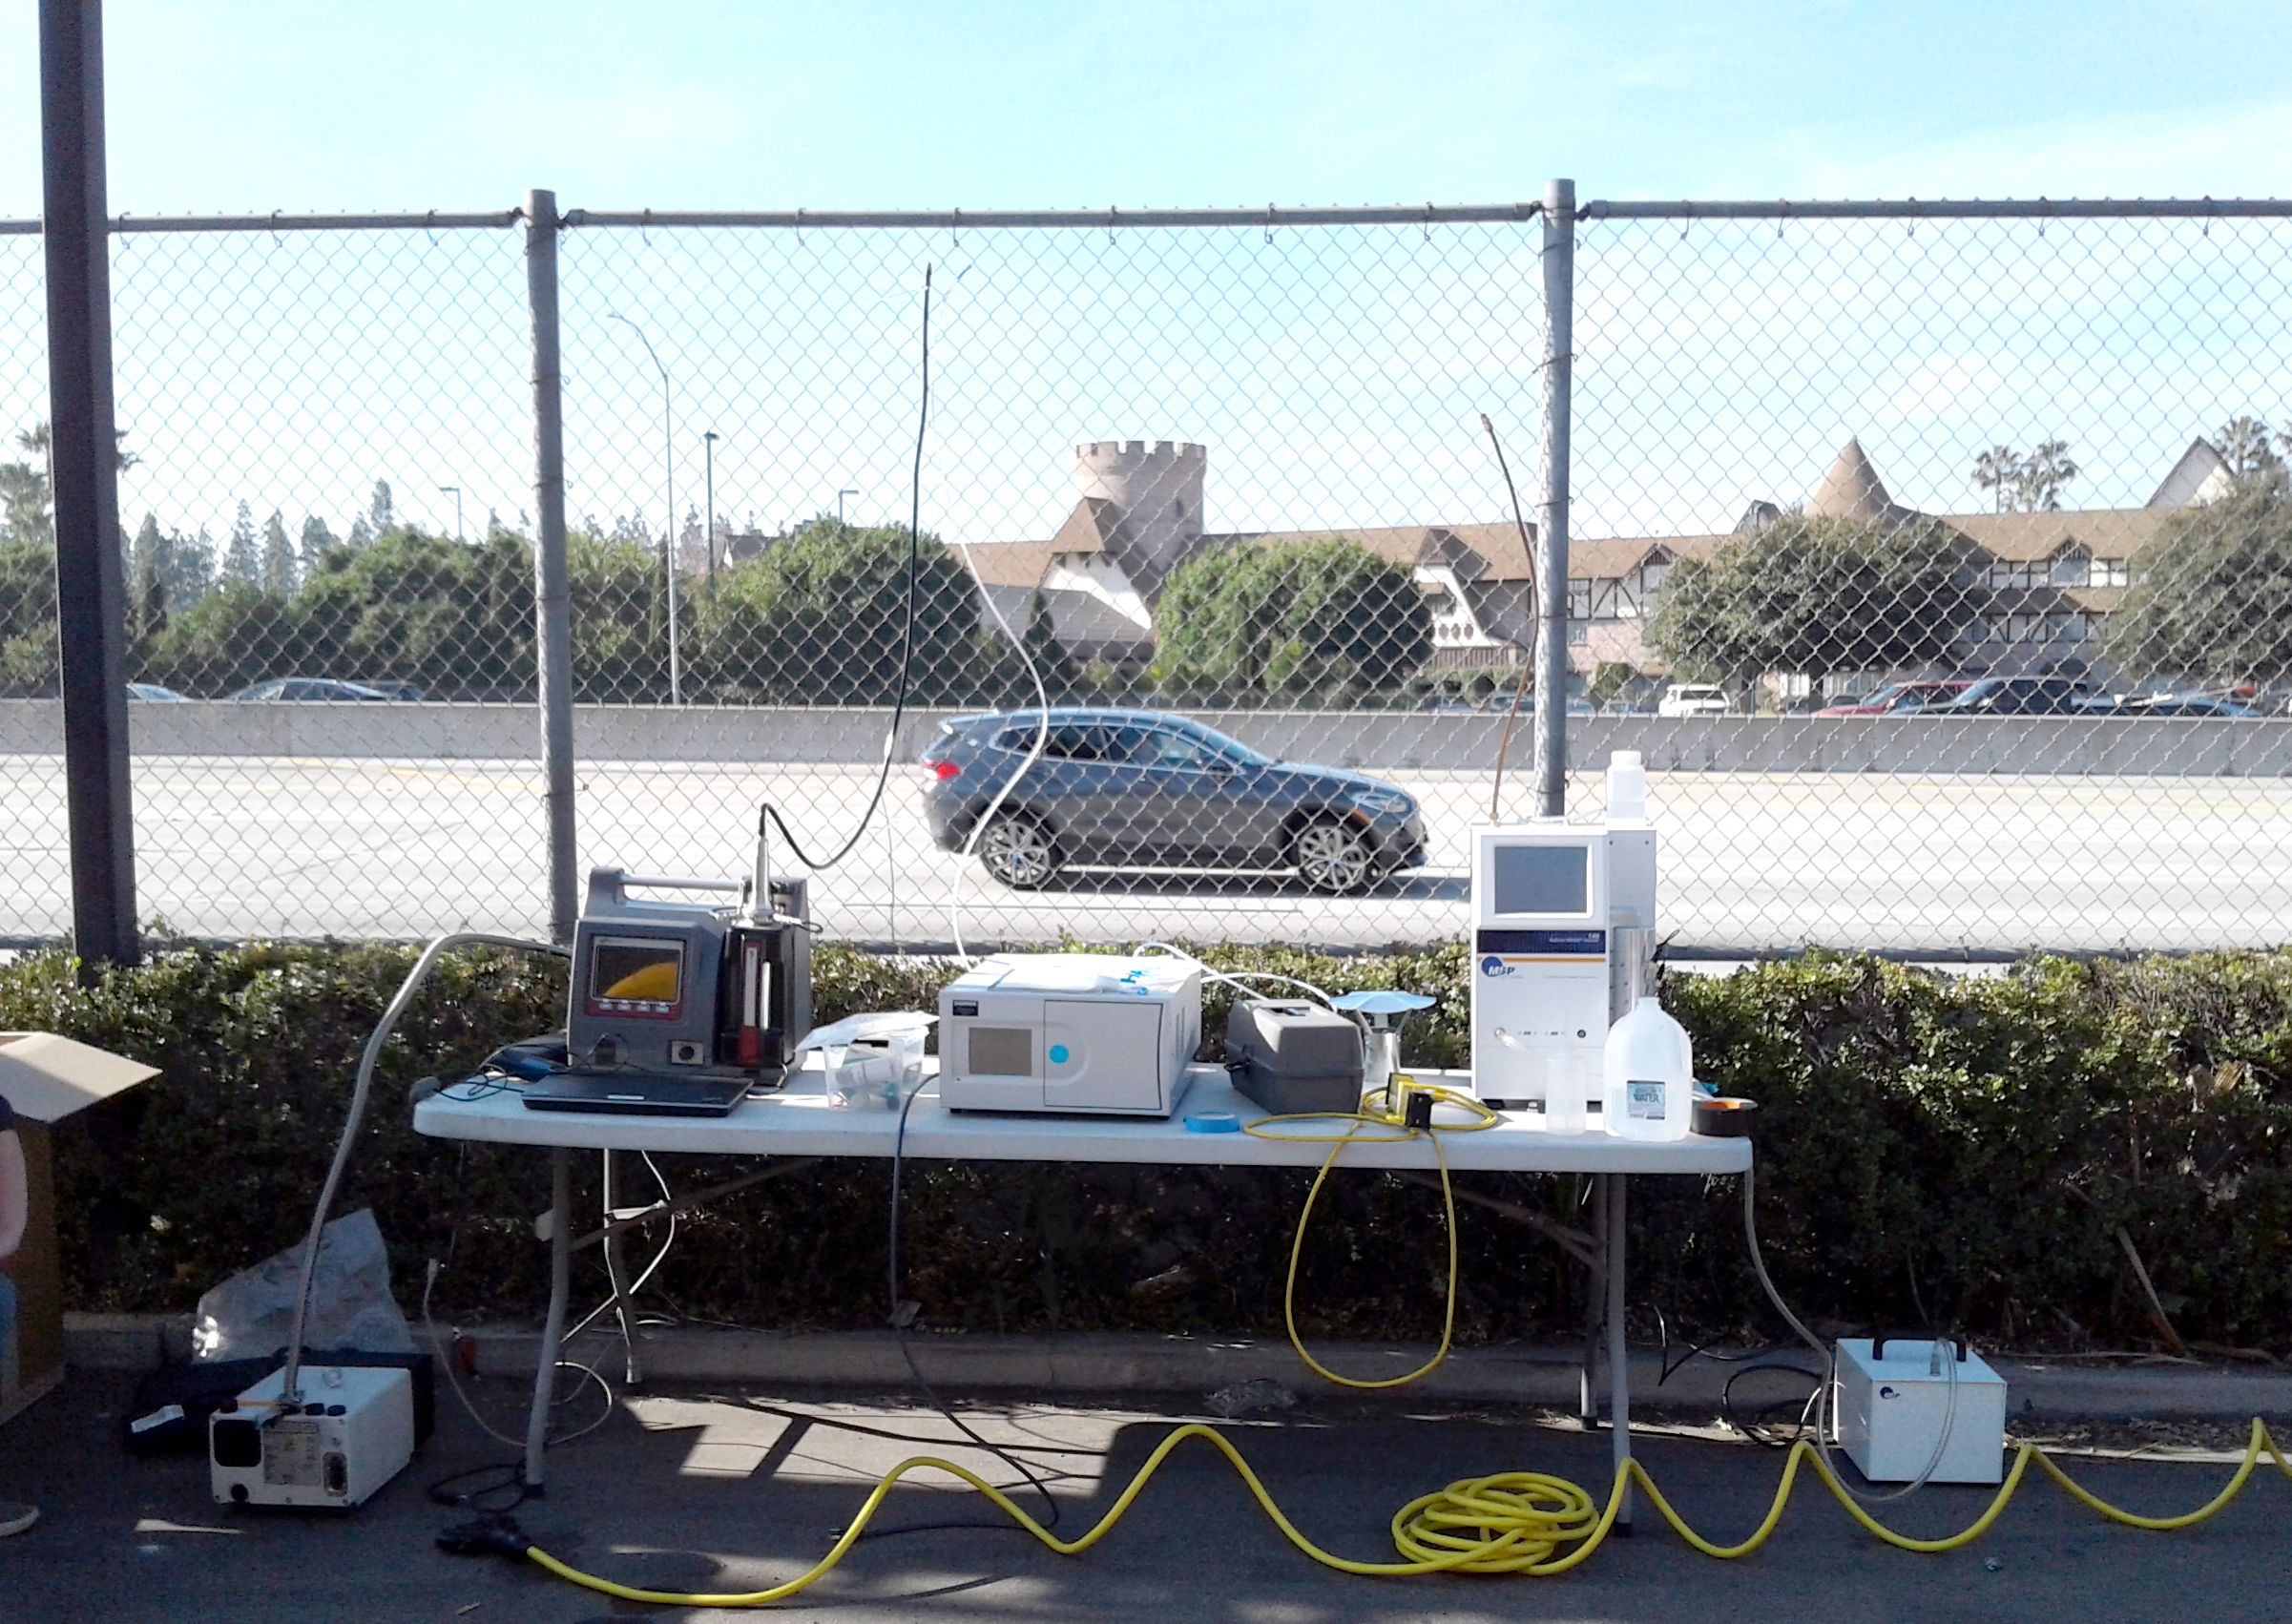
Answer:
[3,756,2290,953]
[3,1369,2288,1624]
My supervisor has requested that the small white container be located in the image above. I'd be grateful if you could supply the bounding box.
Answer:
[1606,750,1648,822]
[1602,995,1693,1140]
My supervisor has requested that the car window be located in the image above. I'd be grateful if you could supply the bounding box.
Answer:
[1142,729,1217,769]
[1184,722,1270,767]
[243,680,282,699]
[1102,724,1156,762]
[1038,722,1125,761]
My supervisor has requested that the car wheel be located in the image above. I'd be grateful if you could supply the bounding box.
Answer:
[977,811,1062,890]
[1291,817,1375,894]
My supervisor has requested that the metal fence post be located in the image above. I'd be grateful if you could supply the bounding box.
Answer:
[1533,177,1575,820]
[527,188,577,942]
[41,0,136,970]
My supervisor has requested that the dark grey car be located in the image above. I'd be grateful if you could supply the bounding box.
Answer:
[920,708,1427,893]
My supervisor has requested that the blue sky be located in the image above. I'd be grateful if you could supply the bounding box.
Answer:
[2,0,2287,217]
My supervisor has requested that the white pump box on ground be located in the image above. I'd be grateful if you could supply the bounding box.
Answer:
[1834,1338,2007,1485]
[208,1364,416,1509]
[937,954,1201,1115]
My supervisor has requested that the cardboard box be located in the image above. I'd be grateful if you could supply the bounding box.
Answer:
[2,1032,159,1425]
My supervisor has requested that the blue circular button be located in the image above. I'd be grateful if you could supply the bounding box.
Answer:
[1048,1044,1070,1064]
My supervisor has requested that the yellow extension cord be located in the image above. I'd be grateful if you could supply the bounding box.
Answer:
[511,1079,2291,1605]
[521,1418,2292,1605]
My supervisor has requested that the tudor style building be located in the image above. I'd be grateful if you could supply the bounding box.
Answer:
[957,434,2239,692]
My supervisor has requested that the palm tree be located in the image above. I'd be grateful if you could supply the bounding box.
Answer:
[1971,446,2024,513]
[2015,440,2080,511]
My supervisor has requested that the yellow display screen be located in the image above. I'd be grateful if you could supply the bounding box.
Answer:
[589,937,683,1010]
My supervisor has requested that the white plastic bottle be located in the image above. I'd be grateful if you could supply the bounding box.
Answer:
[1603,996,1694,1141]
[1606,750,1647,823]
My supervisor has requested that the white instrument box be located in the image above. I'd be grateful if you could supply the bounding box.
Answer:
[937,954,1201,1116]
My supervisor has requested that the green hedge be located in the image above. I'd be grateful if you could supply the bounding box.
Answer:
[8,941,2289,1355]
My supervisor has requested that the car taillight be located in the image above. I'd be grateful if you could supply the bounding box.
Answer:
[924,760,961,782]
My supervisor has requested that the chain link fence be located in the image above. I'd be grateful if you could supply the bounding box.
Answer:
[4,198,2290,953]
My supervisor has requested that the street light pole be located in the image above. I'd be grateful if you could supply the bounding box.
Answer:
[608,312,679,705]
[838,488,858,532]
[703,430,719,598]
[439,484,463,542]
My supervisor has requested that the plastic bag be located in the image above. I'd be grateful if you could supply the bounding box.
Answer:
[191,1207,416,1361]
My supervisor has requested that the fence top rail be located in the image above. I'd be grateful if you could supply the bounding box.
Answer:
[1,197,2287,239]
[1583,198,2292,221]
[0,210,524,236]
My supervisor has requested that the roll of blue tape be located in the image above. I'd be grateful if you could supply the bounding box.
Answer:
[1184,1112,1240,1134]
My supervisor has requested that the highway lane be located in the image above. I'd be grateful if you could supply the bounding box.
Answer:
[3,755,2288,952]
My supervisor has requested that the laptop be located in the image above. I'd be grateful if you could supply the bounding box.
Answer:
[518,1067,781,1117]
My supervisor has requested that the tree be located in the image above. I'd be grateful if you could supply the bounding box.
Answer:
[0,535,58,695]
[1152,536,1432,702]
[299,514,337,575]
[1972,446,2023,514]
[222,501,260,584]
[685,518,980,705]
[2102,468,2292,685]
[1645,512,1987,694]
[261,510,296,594]
[369,480,394,533]
[2214,416,2282,480]
[1971,440,2079,512]
[2016,440,2079,511]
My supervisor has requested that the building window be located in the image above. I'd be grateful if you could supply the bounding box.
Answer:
[2091,557,2129,587]
[1568,578,1592,618]
[1987,560,2047,591]
[1568,620,1588,646]
[2046,611,2092,643]
[1639,560,1670,594]
[2050,552,2092,588]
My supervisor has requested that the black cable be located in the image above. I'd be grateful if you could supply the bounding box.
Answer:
[880,1073,1064,1538]
[759,262,935,874]
[1719,1361,1825,1448]
[427,1460,531,1513]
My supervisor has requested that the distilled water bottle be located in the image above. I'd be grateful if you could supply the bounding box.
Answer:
[1602,996,1693,1141]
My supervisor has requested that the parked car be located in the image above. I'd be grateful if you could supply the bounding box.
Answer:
[919,708,1428,893]
[1897,676,2096,716]
[125,682,188,701]
[1811,679,1970,717]
[1656,683,1730,718]
[227,678,394,701]
[2111,694,2258,718]
[350,679,425,701]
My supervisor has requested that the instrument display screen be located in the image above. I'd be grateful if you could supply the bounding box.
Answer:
[586,935,685,1017]
[1490,843,1591,917]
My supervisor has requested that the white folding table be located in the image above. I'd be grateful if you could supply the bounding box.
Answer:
[415,1063,1751,1526]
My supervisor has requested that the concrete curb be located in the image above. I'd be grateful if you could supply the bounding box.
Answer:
[65,1314,2292,1421]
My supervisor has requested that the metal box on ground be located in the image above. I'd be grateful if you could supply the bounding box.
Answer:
[1834,1338,2006,1485]
[209,1364,416,1508]
[938,954,1201,1115]
[1224,999,1365,1116]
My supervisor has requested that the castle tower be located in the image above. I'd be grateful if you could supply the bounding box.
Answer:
[1073,440,1206,594]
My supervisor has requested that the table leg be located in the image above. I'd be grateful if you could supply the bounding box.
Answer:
[601,1149,645,1385]
[524,1145,573,1493]
[1605,1172,1633,1532]
[1580,1175,1606,1426]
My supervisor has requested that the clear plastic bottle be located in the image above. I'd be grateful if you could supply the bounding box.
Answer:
[1607,750,1647,823]
[1602,995,1694,1141]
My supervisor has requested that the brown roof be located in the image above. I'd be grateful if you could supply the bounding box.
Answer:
[957,538,1060,588]
[1941,510,2168,561]
[1808,438,1895,522]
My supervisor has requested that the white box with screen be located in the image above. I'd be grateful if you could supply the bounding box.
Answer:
[937,954,1201,1116]
[1469,826,1615,1113]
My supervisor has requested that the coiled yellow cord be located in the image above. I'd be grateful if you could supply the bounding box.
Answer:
[1240,1079,1497,1388]
[517,1417,2292,1605]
